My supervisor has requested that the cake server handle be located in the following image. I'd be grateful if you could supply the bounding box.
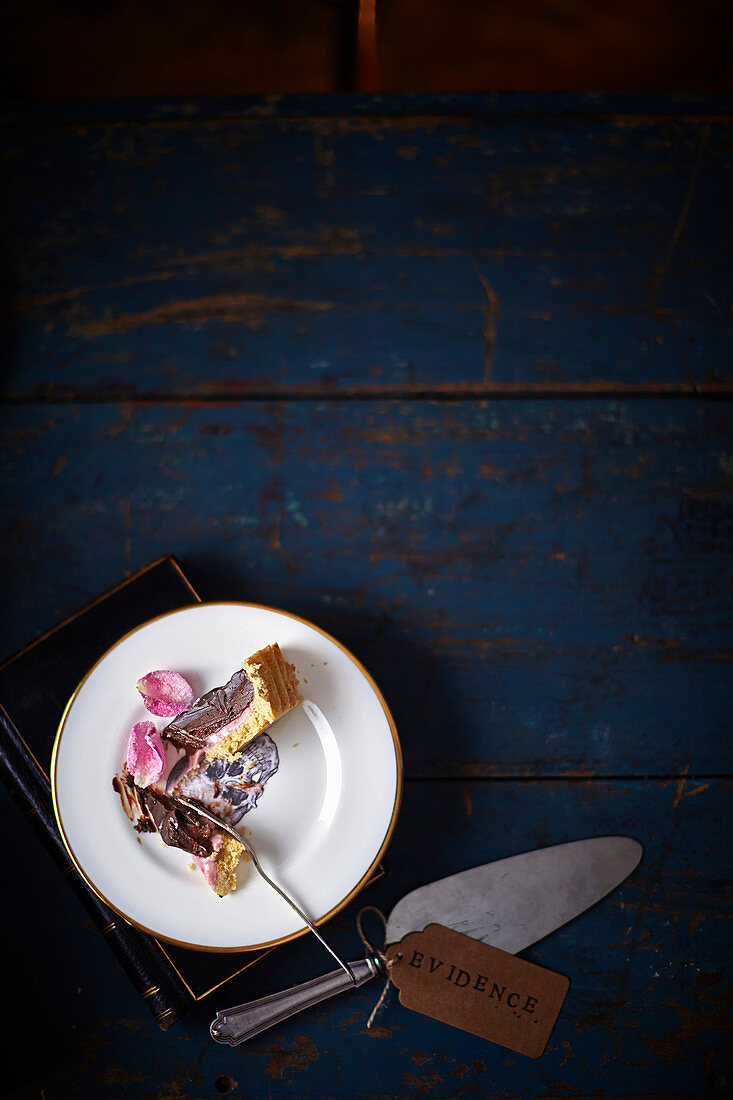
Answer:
[210,955,382,1045]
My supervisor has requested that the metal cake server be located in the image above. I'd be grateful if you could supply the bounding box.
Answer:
[209,834,642,1045]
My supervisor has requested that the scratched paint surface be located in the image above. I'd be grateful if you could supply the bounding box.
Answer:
[2,99,731,394]
[1,399,730,776]
[1,95,731,1099]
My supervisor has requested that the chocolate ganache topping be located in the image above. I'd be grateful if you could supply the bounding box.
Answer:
[161,668,255,752]
[140,786,215,859]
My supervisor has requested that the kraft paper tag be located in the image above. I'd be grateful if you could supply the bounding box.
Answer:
[386,923,569,1058]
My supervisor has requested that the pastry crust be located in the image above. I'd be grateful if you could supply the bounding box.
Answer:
[213,835,246,897]
[206,643,301,761]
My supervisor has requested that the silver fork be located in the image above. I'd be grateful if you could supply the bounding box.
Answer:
[174,794,356,983]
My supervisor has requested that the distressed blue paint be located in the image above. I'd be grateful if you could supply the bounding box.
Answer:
[4,91,732,123]
[2,102,731,393]
[1,399,730,776]
[1,94,731,1099]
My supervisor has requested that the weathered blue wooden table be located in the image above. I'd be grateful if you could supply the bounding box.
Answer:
[1,93,731,1098]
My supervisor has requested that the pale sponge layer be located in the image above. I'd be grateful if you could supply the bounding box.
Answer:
[213,835,246,897]
[207,643,300,762]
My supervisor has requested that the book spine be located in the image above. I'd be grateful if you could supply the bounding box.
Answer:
[0,707,193,1029]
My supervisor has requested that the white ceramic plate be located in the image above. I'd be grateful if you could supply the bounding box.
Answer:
[51,602,402,951]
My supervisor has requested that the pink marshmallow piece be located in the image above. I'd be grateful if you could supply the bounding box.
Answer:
[136,669,195,717]
[127,721,166,788]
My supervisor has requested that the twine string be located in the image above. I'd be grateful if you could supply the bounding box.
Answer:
[355,906,402,1028]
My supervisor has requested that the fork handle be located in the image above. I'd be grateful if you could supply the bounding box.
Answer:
[210,955,382,1045]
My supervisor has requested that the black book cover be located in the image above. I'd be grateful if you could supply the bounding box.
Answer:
[0,555,272,1029]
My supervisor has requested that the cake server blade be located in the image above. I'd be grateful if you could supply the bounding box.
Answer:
[385,835,642,952]
[210,835,641,1045]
